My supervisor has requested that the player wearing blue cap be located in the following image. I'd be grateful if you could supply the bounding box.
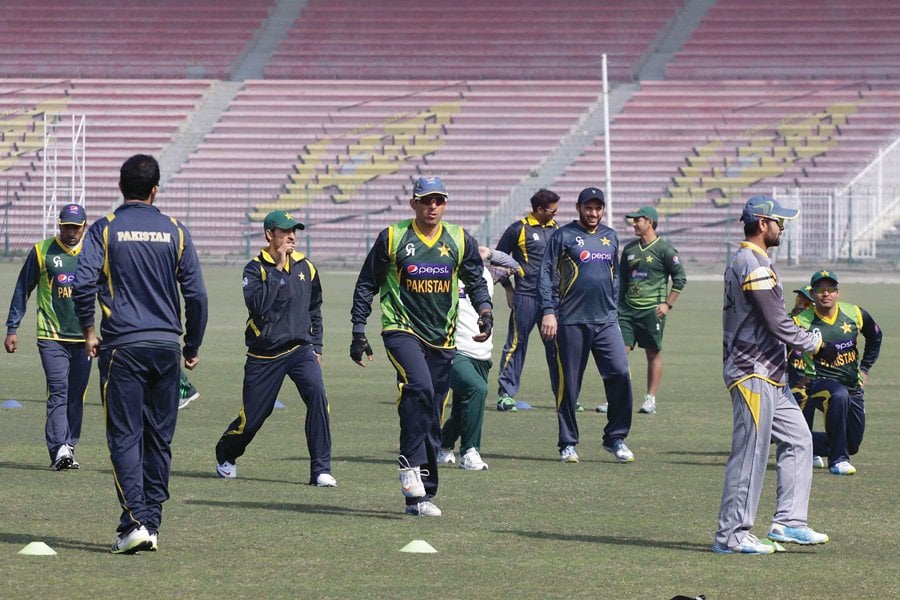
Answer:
[74,154,208,554]
[215,210,336,488]
[792,270,882,475]
[714,195,835,555]
[5,203,91,470]
[350,176,492,517]
[538,187,635,464]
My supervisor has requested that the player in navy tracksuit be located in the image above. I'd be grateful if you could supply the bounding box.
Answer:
[74,154,208,554]
[538,187,635,464]
[214,210,335,487]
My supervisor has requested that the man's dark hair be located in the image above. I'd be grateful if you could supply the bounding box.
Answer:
[744,220,762,237]
[120,154,160,201]
[530,189,560,211]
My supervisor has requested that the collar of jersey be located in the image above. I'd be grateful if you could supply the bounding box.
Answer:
[260,248,303,271]
[525,213,555,227]
[638,236,659,252]
[740,241,769,257]
[411,220,443,247]
[54,237,82,256]
[813,306,839,325]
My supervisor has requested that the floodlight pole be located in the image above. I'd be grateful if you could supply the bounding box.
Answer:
[602,53,613,224]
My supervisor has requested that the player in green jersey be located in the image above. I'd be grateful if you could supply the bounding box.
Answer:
[598,206,686,415]
[792,270,883,475]
[5,204,91,470]
[350,176,492,517]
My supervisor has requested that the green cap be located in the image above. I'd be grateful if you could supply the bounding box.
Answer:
[624,206,659,222]
[810,270,838,287]
[263,210,305,231]
[792,285,814,303]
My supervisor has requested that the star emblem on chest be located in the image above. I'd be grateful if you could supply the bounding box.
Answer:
[298,272,306,281]
[840,321,852,334]
[600,236,611,246]
[646,256,654,263]
[439,243,450,257]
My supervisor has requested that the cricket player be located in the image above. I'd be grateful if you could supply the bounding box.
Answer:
[792,270,882,475]
[599,205,686,415]
[5,203,91,470]
[714,195,835,554]
[350,176,492,517]
[538,187,635,464]
[74,154,208,554]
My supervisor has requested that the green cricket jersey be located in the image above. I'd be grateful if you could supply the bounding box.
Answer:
[5,236,84,341]
[793,301,883,389]
[618,236,687,310]
[351,219,491,348]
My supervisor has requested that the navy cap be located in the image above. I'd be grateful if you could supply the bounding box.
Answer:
[58,203,86,225]
[577,187,605,205]
[740,195,798,224]
[263,210,305,231]
[412,176,448,199]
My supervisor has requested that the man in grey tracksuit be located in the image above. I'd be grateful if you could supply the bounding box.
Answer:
[713,195,837,555]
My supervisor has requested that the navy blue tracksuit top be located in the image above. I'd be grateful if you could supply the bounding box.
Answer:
[73,202,208,356]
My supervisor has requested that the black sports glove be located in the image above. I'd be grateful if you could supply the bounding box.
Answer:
[815,341,839,364]
[477,310,493,338]
[350,333,373,362]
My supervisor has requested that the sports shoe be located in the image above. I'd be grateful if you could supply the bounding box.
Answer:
[711,533,775,555]
[768,524,829,545]
[67,445,80,469]
[497,396,517,412]
[110,526,154,554]
[603,440,635,463]
[459,448,488,471]
[575,402,585,413]
[398,455,426,498]
[404,501,442,517]
[315,473,337,487]
[829,461,856,475]
[560,445,579,463]
[50,445,74,471]
[596,403,609,413]
[148,531,158,552]
[639,395,657,414]
[178,390,200,410]
[438,448,456,465]
[812,455,827,469]
[216,461,236,479]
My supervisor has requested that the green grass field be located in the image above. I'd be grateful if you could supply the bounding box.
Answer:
[1,263,898,599]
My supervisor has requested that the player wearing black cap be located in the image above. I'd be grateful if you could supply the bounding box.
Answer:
[5,203,91,470]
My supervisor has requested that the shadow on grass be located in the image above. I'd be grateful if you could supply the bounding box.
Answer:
[0,531,109,554]
[663,450,731,457]
[172,469,297,485]
[499,528,712,553]
[276,455,397,466]
[0,461,52,472]
[184,498,403,521]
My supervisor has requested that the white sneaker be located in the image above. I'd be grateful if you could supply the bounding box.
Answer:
[438,448,456,465]
[459,448,488,471]
[148,531,158,552]
[560,445,579,463]
[595,403,609,413]
[50,445,74,471]
[315,473,337,487]
[603,440,635,463]
[768,523,829,545]
[110,526,154,554]
[178,391,200,410]
[398,455,426,498]
[712,533,775,555]
[639,395,656,414]
[216,461,236,479]
[812,455,827,469]
[405,501,442,516]
[67,444,80,469]
[829,461,856,476]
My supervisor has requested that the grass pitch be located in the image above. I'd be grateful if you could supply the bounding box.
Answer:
[0,263,898,599]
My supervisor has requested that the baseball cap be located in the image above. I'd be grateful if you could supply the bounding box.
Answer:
[624,206,658,222]
[58,203,86,225]
[810,269,838,287]
[577,187,605,205]
[412,176,448,199]
[263,210,305,231]
[792,285,814,303]
[739,195,799,223]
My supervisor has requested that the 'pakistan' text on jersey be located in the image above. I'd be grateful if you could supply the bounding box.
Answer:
[618,237,687,310]
[538,220,620,325]
[722,241,821,389]
[495,213,558,296]
[793,302,883,389]
[351,219,491,348]
[5,237,84,341]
